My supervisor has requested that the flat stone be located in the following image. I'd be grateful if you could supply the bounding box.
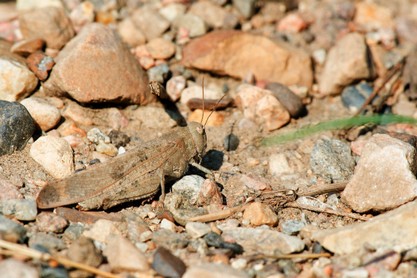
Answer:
[174,13,207,38]
[146,38,176,60]
[0,199,37,221]
[18,6,74,50]
[183,30,313,87]
[265,82,306,118]
[342,134,417,212]
[0,42,38,101]
[242,202,279,227]
[318,32,373,96]
[131,6,170,40]
[42,23,155,105]
[152,246,186,278]
[36,212,68,233]
[313,200,417,255]
[0,259,38,278]
[104,235,150,272]
[310,138,355,183]
[222,227,305,255]
[189,1,232,29]
[0,214,27,243]
[0,101,36,156]
[30,135,74,179]
[185,222,212,239]
[21,97,61,131]
[183,263,249,278]
[235,84,290,131]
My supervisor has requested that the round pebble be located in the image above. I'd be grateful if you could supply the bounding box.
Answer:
[146,38,176,60]
[223,133,239,151]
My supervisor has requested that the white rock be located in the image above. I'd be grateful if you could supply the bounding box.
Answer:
[269,153,294,176]
[30,135,74,179]
[0,259,38,278]
[16,0,63,10]
[21,97,61,131]
[160,3,186,22]
[185,222,211,238]
[180,84,223,105]
[83,219,122,244]
[183,263,249,278]
[160,219,176,232]
[166,76,186,102]
[172,175,205,205]
[104,235,150,272]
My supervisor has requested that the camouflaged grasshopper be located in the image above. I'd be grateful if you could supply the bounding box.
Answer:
[37,82,213,210]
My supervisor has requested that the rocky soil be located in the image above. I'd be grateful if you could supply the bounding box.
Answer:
[1,0,417,277]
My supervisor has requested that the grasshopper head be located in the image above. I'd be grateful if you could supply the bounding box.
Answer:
[188,121,207,162]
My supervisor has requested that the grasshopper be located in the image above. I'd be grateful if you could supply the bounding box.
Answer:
[37,82,215,210]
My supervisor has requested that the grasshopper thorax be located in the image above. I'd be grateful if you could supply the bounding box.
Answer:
[187,121,207,162]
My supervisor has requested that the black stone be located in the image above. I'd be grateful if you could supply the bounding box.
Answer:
[0,100,35,156]
[204,232,244,255]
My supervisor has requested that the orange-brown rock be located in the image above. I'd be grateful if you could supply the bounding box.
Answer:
[182,30,312,88]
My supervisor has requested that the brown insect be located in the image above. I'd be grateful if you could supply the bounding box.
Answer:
[37,81,216,210]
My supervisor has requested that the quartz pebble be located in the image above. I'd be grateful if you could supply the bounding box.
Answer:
[242,202,279,227]
[21,97,61,131]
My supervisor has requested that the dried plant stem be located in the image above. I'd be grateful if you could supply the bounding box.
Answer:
[188,203,249,222]
[249,252,332,261]
[0,239,118,278]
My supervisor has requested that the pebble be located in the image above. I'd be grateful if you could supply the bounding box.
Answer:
[189,110,224,126]
[221,227,305,255]
[11,38,45,57]
[182,30,313,87]
[0,199,37,221]
[341,82,373,112]
[318,33,373,96]
[69,1,95,33]
[131,6,170,40]
[159,3,186,22]
[171,175,205,206]
[166,75,186,101]
[265,82,306,118]
[280,220,306,235]
[67,236,103,270]
[160,219,177,232]
[235,84,290,131]
[0,43,38,101]
[180,84,223,105]
[233,0,256,19]
[117,17,146,47]
[277,13,309,33]
[147,63,170,83]
[83,219,123,244]
[223,133,239,151]
[183,263,249,278]
[152,246,187,278]
[28,232,66,251]
[204,232,244,255]
[36,212,68,233]
[197,179,223,207]
[42,23,155,105]
[173,13,207,38]
[0,259,38,278]
[189,1,234,29]
[108,130,130,148]
[0,178,23,200]
[269,153,294,176]
[310,138,355,183]
[0,101,36,156]
[146,38,176,60]
[242,202,279,227]
[0,214,27,243]
[18,6,75,50]
[185,222,212,239]
[63,223,85,242]
[342,134,417,212]
[20,97,61,131]
[313,199,417,255]
[104,235,150,272]
[25,52,55,81]
[30,135,74,179]
[40,265,68,278]
[354,2,394,31]
[16,0,63,10]
[152,229,189,250]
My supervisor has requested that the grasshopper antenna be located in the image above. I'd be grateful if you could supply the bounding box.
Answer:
[200,77,205,125]
[203,94,227,128]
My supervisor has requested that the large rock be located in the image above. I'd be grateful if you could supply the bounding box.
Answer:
[42,23,155,105]
[313,200,417,255]
[342,134,417,212]
[182,30,313,87]
[0,41,38,101]
[318,32,373,96]
[18,6,74,50]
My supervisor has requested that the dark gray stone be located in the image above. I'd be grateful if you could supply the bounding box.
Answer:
[0,214,27,243]
[266,82,306,118]
[0,101,35,156]
[152,246,186,278]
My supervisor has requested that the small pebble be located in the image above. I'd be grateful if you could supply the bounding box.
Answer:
[184,263,249,278]
[224,133,239,151]
[26,51,55,81]
[341,82,373,112]
[204,232,244,255]
[11,38,45,57]
[0,199,37,221]
[269,153,294,176]
[83,219,123,244]
[266,82,306,118]
[281,220,306,235]
[173,13,207,38]
[146,38,176,60]
[0,214,27,243]
[36,212,68,233]
[152,246,187,278]
[0,259,38,278]
[28,232,66,251]
[67,236,103,268]
[40,265,68,278]
[242,202,279,227]
[171,175,205,205]
[166,75,186,102]
[160,219,177,232]
[87,127,110,144]
[147,63,170,83]
[185,222,212,239]
[108,130,130,148]
[20,96,61,131]
[0,100,36,156]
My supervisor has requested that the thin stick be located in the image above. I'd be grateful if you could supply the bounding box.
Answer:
[248,252,332,261]
[188,203,249,222]
[297,182,347,197]
[285,202,371,221]
[200,77,205,125]
[0,239,119,278]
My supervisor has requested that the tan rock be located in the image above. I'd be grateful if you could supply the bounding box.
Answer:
[131,6,170,40]
[354,2,394,31]
[318,33,373,96]
[183,263,249,278]
[182,30,313,87]
[313,200,417,255]
[188,109,224,127]
[117,17,146,47]
[83,219,123,244]
[243,202,278,226]
[0,42,38,101]
[30,135,74,179]
[21,97,61,131]
[19,7,74,50]
[42,23,155,105]
[146,38,176,59]
[104,235,150,272]
[342,134,417,212]
[11,38,45,57]
[189,0,230,29]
